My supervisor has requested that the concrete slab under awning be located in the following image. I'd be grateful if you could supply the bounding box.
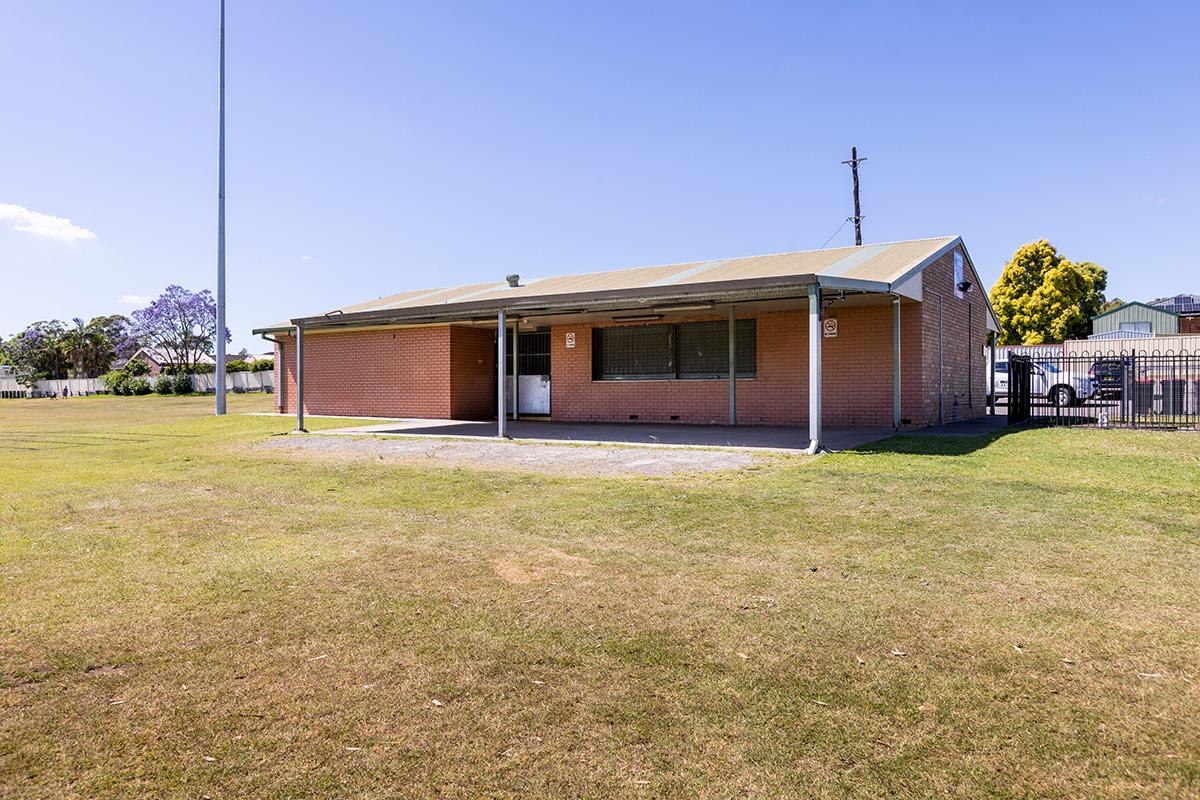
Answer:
[307,418,897,453]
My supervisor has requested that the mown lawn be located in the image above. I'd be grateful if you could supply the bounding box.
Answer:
[1,395,1197,799]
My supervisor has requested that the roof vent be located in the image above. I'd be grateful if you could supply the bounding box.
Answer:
[505,273,520,287]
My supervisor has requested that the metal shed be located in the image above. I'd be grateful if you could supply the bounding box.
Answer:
[1090,302,1180,337]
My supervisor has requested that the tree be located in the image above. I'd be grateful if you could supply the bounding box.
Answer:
[989,241,1108,345]
[129,286,230,373]
[88,314,139,364]
[6,321,69,384]
[1074,262,1109,320]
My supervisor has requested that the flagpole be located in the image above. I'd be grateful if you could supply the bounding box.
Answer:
[215,0,227,415]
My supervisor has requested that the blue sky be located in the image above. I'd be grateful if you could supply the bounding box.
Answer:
[3,1,1197,352]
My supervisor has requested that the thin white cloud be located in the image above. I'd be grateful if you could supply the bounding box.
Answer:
[119,294,151,305]
[299,255,314,260]
[0,203,97,241]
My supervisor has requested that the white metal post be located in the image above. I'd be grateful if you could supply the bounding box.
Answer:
[295,325,306,432]
[728,305,736,425]
[496,309,506,437]
[988,338,996,416]
[893,296,902,429]
[807,285,822,453]
[511,319,519,421]
[215,0,227,416]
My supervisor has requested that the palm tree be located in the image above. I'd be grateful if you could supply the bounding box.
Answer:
[62,318,113,378]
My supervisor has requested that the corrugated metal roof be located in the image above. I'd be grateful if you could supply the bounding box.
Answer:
[254,235,1009,334]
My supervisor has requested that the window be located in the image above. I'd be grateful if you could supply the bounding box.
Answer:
[1119,321,1152,333]
[505,330,551,376]
[592,320,756,381]
[677,320,756,379]
[953,251,965,299]
[995,362,1008,373]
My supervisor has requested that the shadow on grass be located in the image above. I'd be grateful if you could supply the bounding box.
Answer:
[851,426,1028,456]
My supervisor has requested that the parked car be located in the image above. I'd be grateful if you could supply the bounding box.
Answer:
[989,360,1010,403]
[990,360,1095,406]
[1034,360,1096,406]
[1089,357,1131,399]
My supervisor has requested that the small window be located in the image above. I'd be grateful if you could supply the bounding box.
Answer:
[1118,321,1151,333]
[592,325,674,380]
[995,362,1008,373]
[953,251,965,299]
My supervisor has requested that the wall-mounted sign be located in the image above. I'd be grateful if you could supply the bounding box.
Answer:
[822,318,838,338]
[565,332,576,349]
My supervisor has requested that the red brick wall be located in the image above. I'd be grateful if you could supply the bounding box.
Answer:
[1182,316,1200,335]
[550,312,804,425]
[449,326,496,419]
[275,325,495,419]
[917,247,989,424]
[549,303,929,427]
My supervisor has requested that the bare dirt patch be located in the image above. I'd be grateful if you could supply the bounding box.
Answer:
[491,548,594,585]
[255,433,772,477]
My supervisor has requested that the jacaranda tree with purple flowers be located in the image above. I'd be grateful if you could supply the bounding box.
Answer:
[129,286,230,374]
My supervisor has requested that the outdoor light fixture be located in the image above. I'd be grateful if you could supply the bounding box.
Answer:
[957,280,975,294]
[612,313,664,322]
[651,303,715,313]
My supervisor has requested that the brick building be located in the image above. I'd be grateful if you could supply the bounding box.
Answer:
[255,236,999,451]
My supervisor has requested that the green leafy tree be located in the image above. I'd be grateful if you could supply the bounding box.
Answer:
[989,241,1108,345]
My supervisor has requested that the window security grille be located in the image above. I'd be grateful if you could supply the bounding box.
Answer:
[592,320,756,381]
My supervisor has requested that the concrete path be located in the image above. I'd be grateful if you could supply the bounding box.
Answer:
[308,418,896,453]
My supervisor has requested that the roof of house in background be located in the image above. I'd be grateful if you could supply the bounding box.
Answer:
[256,235,1000,332]
[1149,293,1200,315]
[129,347,217,365]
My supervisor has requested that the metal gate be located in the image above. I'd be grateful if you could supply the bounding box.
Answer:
[1001,350,1200,429]
[1007,355,1032,424]
[505,329,551,416]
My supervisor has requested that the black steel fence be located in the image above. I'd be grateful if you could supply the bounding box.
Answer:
[994,351,1200,430]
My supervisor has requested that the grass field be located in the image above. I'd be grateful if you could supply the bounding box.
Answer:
[1,395,1198,798]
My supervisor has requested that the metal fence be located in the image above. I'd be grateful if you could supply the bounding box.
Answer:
[997,351,1200,430]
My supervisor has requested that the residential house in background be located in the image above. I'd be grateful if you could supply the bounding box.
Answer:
[1150,293,1200,334]
[126,347,217,376]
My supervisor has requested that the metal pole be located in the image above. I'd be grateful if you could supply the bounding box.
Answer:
[893,296,901,429]
[215,0,227,416]
[496,309,506,437]
[294,326,306,432]
[511,319,519,421]
[728,305,736,426]
[989,337,996,416]
[807,285,822,453]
